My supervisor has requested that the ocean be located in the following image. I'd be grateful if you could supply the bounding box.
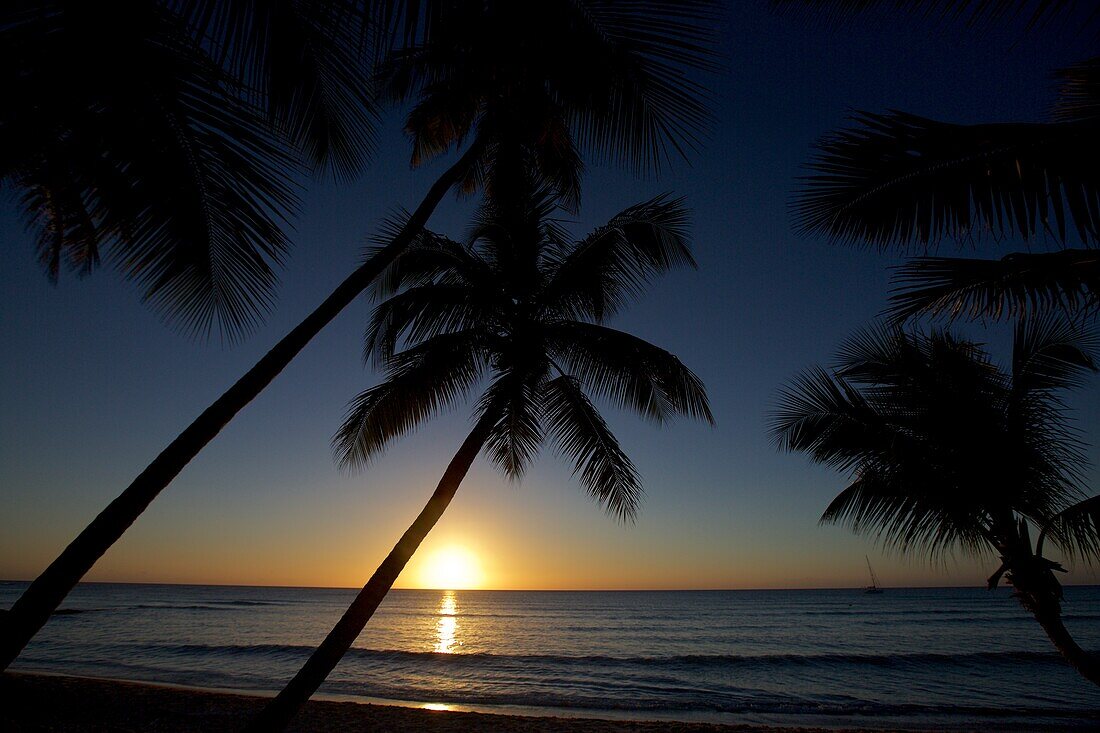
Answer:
[3,582,1099,730]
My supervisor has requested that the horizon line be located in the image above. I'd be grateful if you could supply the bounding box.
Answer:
[4,578,1099,593]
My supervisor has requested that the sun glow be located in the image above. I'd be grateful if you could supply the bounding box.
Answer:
[420,546,481,590]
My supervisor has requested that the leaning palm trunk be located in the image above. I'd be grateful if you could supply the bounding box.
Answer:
[1029,604,1100,686]
[245,414,496,732]
[1008,559,1100,687]
[0,142,483,671]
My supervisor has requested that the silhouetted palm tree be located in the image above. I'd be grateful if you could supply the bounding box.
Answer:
[0,0,718,672]
[780,3,1100,323]
[247,182,714,730]
[771,318,1100,686]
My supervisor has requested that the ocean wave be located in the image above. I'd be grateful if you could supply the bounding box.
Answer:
[317,680,1100,720]
[132,600,285,608]
[119,641,1081,670]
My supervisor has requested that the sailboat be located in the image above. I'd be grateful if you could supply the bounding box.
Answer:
[864,556,883,594]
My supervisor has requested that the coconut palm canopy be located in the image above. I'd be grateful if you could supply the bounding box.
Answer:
[1,0,377,339]
[771,318,1099,562]
[339,183,714,519]
[380,0,719,208]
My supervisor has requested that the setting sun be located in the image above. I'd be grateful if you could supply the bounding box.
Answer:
[419,547,481,590]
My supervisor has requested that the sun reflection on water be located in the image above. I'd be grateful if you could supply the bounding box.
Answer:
[434,590,458,654]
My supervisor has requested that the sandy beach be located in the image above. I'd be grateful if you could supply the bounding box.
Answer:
[0,673,872,732]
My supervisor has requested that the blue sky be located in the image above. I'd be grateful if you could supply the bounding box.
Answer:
[2,3,1098,590]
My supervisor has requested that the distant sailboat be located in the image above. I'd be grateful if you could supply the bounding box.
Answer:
[864,556,883,594]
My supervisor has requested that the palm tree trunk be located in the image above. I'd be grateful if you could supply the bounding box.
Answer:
[0,141,484,672]
[244,413,496,732]
[1013,578,1100,687]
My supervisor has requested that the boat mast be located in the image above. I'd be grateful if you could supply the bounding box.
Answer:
[865,556,880,588]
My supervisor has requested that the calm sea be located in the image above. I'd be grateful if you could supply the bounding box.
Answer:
[3,582,1099,729]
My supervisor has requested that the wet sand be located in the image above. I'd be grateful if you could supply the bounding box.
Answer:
[0,672,877,732]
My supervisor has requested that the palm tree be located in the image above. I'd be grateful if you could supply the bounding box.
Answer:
[771,317,1100,686]
[246,182,714,730]
[0,0,718,672]
[778,3,1100,323]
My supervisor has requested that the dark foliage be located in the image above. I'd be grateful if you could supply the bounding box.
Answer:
[771,318,1099,561]
[1,0,378,339]
[380,0,721,208]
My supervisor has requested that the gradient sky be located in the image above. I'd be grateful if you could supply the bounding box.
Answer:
[2,4,1099,591]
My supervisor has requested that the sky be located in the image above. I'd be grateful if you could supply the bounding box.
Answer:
[2,3,1099,592]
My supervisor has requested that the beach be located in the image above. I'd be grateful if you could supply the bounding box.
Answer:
[1,673,850,732]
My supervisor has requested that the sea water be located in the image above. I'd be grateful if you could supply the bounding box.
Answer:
[3,582,1099,730]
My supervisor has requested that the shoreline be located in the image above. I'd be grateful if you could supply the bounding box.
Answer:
[0,672,879,732]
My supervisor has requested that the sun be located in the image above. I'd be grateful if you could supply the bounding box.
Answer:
[420,546,481,590]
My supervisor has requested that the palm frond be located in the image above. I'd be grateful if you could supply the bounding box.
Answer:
[19,161,100,282]
[769,366,888,472]
[1012,314,1099,394]
[334,329,487,468]
[548,321,713,425]
[821,471,993,560]
[3,0,303,341]
[181,0,378,180]
[368,218,493,298]
[562,0,721,174]
[541,194,694,321]
[365,223,501,362]
[889,250,1100,322]
[477,368,547,480]
[1040,494,1100,564]
[365,284,502,365]
[541,375,642,521]
[832,325,1001,404]
[794,111,1100,248]
[121,80,302,340]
